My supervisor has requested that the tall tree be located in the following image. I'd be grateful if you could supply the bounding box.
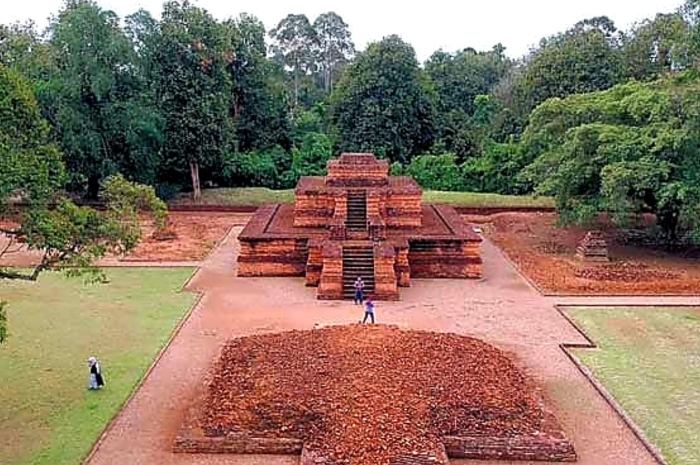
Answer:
[0,21,48,77]
[313,12,354,93]
[153,0,234,200]
[622,13,690,80]
[269,14,316,107]
[425,45,510,159]
[332,35,436,163]
[520,17,624,111]
[44,0,160,197]
[426,45,509,117]
[224,13,290,153]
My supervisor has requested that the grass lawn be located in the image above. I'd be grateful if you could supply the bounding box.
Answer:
[172,187,554,208]
[0,268,196,465]
[567,306,700,465]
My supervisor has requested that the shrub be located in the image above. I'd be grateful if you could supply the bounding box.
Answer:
[405,153,464,191]
[221,151,279,188]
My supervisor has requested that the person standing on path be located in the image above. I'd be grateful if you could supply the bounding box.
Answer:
[353,276,365,305]
[87,356,105,390]
[362,296,375,324]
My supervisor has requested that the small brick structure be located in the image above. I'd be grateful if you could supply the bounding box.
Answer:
[575,230,609,262]
[238,153,483,300]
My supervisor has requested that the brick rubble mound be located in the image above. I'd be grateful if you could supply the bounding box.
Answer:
[201,325,550,465]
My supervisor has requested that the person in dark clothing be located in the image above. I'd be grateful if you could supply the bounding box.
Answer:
[362,296,375,324]
[87,356,105,390]
[353,276,365,305]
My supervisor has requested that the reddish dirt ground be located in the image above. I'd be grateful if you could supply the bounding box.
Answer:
[123,212,248,262]
[0,212,248,266]
[466,212,700,295]
[200,325,562,465]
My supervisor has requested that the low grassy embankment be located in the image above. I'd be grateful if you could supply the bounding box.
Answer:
[172,187,554,209]
[0,268,196,465]
[567,307,700,465]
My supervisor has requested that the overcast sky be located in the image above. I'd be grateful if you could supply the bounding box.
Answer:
[2,0,685,61]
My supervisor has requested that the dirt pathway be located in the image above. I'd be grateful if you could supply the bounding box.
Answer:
[85,232,659,465]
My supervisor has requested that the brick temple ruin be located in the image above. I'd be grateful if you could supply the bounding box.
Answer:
[238,153,482,299]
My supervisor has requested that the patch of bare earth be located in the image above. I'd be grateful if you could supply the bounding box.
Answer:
[121,212,248,262]
[465,212,700,295]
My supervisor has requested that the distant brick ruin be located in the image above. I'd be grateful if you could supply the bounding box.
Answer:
[576,230,609,262]
[238,153,483,299]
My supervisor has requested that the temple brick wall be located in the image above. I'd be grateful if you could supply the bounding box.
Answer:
[374,244,400,300]
[443,435,577,462]
[174,435,303,455]
[408,241,482,279]
[237,238,307,277]
[175,433,574,462]
[318,242,343,300]
[305,240,324,286]
[396,245,411,287]
[293,189,336,228]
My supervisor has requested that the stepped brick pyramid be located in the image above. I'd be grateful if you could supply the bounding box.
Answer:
[174,326,577,464]
[575,230,609,262]
[238,153,482,299]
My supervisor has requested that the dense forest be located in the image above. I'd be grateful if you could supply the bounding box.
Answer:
[3,0,700,242]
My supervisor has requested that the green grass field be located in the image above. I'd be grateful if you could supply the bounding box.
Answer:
[172,187,554,208]
[0,268,196,465]
[567,307,700,465]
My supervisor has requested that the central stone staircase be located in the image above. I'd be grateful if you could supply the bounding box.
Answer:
[346,191,367,233]
[342,246,375,300]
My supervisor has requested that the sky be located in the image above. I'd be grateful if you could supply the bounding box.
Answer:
[2,0,686,61]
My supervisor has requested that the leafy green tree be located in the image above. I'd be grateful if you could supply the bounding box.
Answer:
[681,0,700,66]
[425,46,511,159]
[0,66,168,341]
[283,132,333,185]
[41,0,163,197]
[405,154,464,191]
[0,65,63,206]
[332,35,436,163]
[153,0,234,200]
[521,17,624,111]
[221,150,280,188]
[269,14,317,107]
[313,12,354,93]
[462,140,526,194]
[0,22,49,77]
[520,75,700,242]
[291,103,326,147]
[426,45,509,117]
[622,13,690,80]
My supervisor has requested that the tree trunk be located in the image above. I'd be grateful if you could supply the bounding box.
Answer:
[189,161,201,202]
[87,174,100,200]
[293,65,299,108]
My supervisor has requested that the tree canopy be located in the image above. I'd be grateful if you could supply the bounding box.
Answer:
[2,0,700,247]
[332,35,436,163]
[521,76,700,242]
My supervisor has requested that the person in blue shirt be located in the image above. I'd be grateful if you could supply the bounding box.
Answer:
[362,296,375,324]
[353,276,365,305]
